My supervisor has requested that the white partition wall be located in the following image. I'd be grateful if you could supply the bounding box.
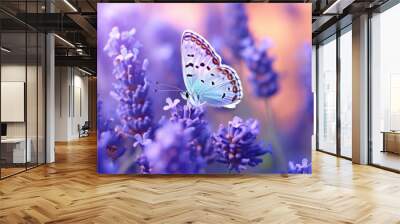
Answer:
[0,1,47,179]
[0,62,27,177]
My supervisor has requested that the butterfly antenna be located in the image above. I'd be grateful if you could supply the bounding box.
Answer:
[154,89,181,93]
[154,81,183,91]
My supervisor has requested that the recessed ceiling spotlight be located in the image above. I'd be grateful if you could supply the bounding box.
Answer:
[54,34,75,48]
[78,67,93,76]
[1,47,11,53]
[63,0,78,12]
[322,0,354,15]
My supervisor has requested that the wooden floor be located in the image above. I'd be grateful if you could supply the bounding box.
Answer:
[1,167,26,178]
[1,135,400,224]
[372,150,400,171]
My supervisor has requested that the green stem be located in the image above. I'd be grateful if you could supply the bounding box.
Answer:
[264,100,287,173]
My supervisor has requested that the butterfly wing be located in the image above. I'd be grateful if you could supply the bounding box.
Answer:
[198,65,243,109]
[181,30,221,95]
[181,30,243,109]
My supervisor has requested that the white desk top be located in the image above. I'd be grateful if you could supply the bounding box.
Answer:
[1,138,28,143]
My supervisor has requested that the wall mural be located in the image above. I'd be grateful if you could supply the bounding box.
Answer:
[97,3,312,174]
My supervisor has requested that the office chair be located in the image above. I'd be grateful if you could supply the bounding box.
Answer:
[79,121,90,138]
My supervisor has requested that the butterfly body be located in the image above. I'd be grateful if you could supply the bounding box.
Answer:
[181,30,243,109]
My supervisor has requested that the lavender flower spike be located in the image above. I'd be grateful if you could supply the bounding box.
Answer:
[226,3,253,59]
[212,116,271,172]
[104,26,153,148]
[97,97,126,173]
[227,3,279,98]
[166,100,214,163]
[144,122,206,174]
[288,158,311,174]
[242,41,279,98]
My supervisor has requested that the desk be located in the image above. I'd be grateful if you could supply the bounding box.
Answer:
[382,131,400,154]
[1,138,31,163]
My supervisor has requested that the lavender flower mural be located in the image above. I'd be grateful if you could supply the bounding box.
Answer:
[97,3,312,174]
[212,116,272,172]
[144,122,206,174]
[226,3,279,98]
[288,158,311,174]
[104,26,153,148]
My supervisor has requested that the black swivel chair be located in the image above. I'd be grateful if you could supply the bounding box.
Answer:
[79,121,90,138]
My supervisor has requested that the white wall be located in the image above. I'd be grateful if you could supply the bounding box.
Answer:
[55,67,69,141]
[55,67,89,141]
[72,73,89,138]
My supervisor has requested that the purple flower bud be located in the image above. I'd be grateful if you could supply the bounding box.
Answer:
[212,116,272,172]
[143,122,206,174]
[168,104,214,162]
[288,158,311,174]
[136,155,151,174]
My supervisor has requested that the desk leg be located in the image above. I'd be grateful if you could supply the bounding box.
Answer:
[382,133,386,153]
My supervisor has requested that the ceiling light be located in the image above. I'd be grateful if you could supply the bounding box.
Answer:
[63,0,78,12]
[78,67,93,76]
[322,0,355,15]
[76,48,86,56]
[54,34,75,48]
[323,1,340,14]
[1,47,11,53]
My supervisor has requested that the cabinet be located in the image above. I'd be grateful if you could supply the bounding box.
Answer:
[382,132,400,154]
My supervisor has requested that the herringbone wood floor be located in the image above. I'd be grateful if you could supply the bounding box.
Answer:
[1,135,400,224]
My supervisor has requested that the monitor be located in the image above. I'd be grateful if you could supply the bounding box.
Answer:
[1,123,7,137]
[1,82,25,122]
